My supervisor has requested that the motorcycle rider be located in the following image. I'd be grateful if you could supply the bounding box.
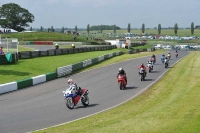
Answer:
[167,52,171,59]
[138,63,147,77]
[151,54,156,63]
[175,50,178,56]
[164,57,169,65]
[117,68,127,84]
[161,54,165,63]
[55,42,59,49]
[147,58,153,70]
[67,79,82,96]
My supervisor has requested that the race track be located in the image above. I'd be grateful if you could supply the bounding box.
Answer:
[0,50,188,133]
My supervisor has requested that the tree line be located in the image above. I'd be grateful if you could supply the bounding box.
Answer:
[0,3,196,35]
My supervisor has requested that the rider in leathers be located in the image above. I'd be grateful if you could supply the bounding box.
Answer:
[138,63,147,77]
[67,79,82,96]
[117,68,127,84]
[147,58,153,70]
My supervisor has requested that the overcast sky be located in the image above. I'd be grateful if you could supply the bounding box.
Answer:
[0,0,199,29]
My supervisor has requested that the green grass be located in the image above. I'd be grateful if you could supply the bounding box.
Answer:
[33,51,200,133]
[1,32,96,42]
[132,44,152,49]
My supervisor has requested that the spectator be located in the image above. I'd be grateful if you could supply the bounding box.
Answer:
[0,47,4,55]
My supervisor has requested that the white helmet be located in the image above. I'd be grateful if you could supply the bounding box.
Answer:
[68,79,74,85]
[119,68,123,71]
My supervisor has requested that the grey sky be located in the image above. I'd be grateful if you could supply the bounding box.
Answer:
[0,0,199,29]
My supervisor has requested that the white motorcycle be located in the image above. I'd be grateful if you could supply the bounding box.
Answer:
[63,86,89,109]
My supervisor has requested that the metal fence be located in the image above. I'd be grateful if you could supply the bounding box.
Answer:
[0,37,18,53]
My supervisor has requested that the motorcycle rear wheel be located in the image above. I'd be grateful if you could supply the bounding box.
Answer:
[82,95,89,106]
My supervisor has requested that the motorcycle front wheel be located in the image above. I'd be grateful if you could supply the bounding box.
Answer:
[65,97,75,109]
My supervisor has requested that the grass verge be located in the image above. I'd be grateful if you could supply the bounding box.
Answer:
[33,51,200,133]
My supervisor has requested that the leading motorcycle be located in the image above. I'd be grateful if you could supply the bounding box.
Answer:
[117,74,126,90]
[63,87,89,109]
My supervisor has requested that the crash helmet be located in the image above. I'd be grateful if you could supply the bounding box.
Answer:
[141,63,144,67]
[68,79,74,85]
[119,67,123,72]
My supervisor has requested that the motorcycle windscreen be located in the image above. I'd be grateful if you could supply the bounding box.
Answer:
[118,74,124,80]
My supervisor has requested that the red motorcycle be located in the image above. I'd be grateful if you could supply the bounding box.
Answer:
[63,87,89,109]
[117,74,126,90]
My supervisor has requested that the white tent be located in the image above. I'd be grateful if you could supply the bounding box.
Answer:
[0,27,18,33]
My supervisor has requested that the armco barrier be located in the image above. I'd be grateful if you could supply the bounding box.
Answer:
[31,51,40,58]
[56,49,62,55]
[56,51,124,78]
[72,62,83,71]
[83,59,92,67]
[48,49,55,56]
[91,57,99,64]
[17,45,117,59]
[57,65,73,77]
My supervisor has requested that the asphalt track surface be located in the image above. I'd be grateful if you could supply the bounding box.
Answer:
[23,45,103,51]
[0,50,188,133]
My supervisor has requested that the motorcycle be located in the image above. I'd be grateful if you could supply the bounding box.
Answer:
[55,45,59,49]
[164,59,169,68]
[147,63,153,73]
[139,68,145,81]
[63,87,89,109]
[151,57,156,64]
[167,54,171,60]
[161,57,165,64]
[175,53,178,58]
[117,74,126,90]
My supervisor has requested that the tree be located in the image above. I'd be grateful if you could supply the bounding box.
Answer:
[87,24,90,34]
[61,27,64,33]
[30,26,32,31]
[174,23,178,35]
[75,25,77,32]
[113,24,116,34]
[127,23,131,33]
[100,24,103,33]
[40,26,43,32]
[51,26,54,32]
[0,3,34,32]
[158,24,161,35]
[191,22,194,35]
[141,23,145,33]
